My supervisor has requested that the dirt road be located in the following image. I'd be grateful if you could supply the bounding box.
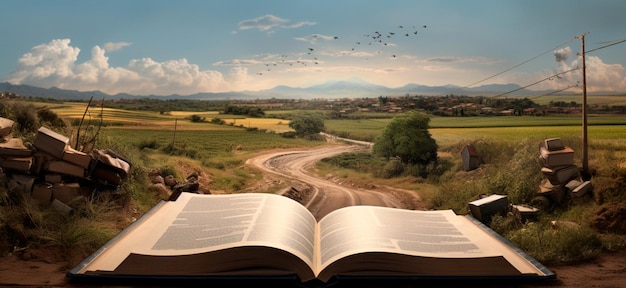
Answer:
[246,144,425,220]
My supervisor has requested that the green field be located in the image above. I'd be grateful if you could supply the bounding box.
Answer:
[527,94,626,106]
[98,126,320,158]
[39,101,626,151]
[324,115,626,147]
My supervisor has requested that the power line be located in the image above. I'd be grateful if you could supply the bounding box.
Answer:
[444,34,625,97]
[585,37,626,54]
[453,37,577,92]
[529,83,579,99]
[496,35,626,98]
[493,67,580,97]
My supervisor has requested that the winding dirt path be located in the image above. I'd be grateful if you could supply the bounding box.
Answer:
[245,144,424,220]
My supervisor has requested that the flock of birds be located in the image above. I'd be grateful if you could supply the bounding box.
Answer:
[254,24,428,76]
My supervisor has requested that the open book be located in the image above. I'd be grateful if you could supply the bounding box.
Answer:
[67,192,555,286]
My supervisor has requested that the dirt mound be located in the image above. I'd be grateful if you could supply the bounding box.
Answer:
[590,203,626,234]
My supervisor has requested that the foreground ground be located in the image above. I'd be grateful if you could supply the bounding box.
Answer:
[1,217,625,287]
[1,145,625,287]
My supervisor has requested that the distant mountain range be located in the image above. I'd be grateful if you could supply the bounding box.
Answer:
[0,81,580,101]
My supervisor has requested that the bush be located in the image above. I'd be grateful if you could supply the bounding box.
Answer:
[37,108,66,128]
[381,159,404,179]
[506,221,603,264]
[12,103,40,135]
[162,143,198,158]
[188,114,206,123]
[137,139,160,150]
[281,131,297,138]
[303,133,326,141]
[211,117,225,125]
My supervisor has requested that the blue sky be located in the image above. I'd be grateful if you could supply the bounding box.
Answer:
[2,0,626,96]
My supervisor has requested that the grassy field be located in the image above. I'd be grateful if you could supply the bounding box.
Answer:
[325,115,626,147]
[4,99,626,266]
[38,100,626,156]
[527,94,626,106]
[33,100,626,159]
[39,101,294,132]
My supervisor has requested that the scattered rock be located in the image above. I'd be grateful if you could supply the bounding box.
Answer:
[284,187,303,202]
[163,175,178,187]
[551,220,581,230]
[148,183,172,199]
[151,175,164,184]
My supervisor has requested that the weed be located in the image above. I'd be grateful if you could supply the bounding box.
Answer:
[505,221,603,264]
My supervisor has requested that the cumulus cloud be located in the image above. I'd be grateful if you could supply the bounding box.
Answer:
[554,47,571,63]
[535,53,626,93]
[7,39,246,95]
[583,56,626,92]
[103,42,131,52]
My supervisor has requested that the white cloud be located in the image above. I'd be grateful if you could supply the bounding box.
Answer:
[238,14,289,31]
[282,21,317,29]
[554,47,571,63]
[295,34,338,45]
[7,39,249,95]
[7,39,626,96]
[103,42,131,52]
[425,56,498,64]
[530,55,626,93]
[582,56,626,92]
[238,14,316,32]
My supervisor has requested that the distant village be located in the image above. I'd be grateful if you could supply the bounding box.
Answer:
[3,90,626,117]
[222,94,626,117]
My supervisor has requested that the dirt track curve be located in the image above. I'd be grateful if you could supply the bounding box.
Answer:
[245,143,425,220]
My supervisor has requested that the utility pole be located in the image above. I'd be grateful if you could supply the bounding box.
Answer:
[576,32,589,179]
[172,118,178,149]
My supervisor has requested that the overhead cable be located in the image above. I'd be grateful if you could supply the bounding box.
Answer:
[457,37,577,90]
[494,67,580,97]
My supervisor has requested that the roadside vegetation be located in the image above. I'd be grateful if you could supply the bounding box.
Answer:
[323,116,626,265]
[1,96,626,266]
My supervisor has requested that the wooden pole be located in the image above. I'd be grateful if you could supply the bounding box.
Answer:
[172,118,177,148]
[576,32,589,179]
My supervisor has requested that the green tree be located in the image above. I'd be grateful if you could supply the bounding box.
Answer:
[373,111,438,166]
[288,113,325,137]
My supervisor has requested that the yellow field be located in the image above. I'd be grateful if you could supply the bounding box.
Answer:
[40,101,294,133]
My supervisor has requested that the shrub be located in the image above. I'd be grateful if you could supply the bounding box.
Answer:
[506,221,603,264]
[37,108,66,128]
[381,159,404,179]
[162,143,198,158]
[211,117,225,125]
[137,139,160,150]
[301,133,326,141]
[12,103,40,135]
[188,114,206,122]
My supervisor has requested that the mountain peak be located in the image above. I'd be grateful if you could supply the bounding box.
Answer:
[1,81,573,101]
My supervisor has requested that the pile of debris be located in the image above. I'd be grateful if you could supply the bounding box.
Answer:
[0,117,131,213]
[148,169,207,201]
[533,138,593,210]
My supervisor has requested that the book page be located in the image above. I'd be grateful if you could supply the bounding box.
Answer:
[80,193,317,273]
[316,206,542,275]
